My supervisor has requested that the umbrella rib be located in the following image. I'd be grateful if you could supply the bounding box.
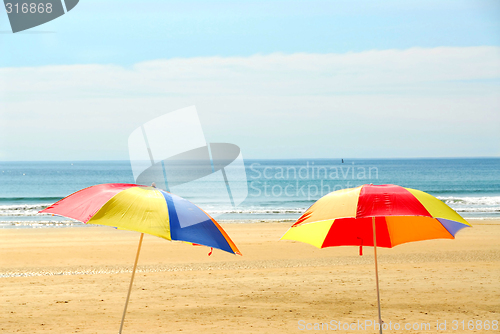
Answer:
[383,216,395,248]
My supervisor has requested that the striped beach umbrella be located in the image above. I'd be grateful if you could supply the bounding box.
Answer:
[281,184,471,334]
[40,183,240,333]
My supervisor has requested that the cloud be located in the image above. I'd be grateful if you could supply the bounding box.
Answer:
[0,46,499,160]
[2,46,499,99]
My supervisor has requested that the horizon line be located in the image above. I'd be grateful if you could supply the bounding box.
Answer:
[1,156,499,163]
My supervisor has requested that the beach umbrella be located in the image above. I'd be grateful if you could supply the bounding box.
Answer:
[281,184,471,334]
[40,183,241,333]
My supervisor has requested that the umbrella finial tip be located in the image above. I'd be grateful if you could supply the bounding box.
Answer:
[151,182,156,188]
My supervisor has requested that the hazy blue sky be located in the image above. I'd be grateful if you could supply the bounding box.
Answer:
[1,0,499,160]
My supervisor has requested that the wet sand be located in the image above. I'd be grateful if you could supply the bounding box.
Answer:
[1,221,499,333]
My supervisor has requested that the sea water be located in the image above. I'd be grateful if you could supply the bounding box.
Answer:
[0,158,498,228]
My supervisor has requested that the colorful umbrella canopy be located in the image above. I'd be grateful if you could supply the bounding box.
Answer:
[40,183,240,333]
[281,184,471,334]
[40,183,240,255]
[282,184,470,250]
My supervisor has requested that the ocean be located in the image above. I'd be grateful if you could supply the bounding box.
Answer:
[0,158,499,228]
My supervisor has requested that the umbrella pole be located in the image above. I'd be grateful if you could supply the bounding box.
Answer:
[372,216,383,334]
[118,232,144,334]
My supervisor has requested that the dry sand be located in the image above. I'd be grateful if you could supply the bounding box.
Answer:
[0,221,499,333]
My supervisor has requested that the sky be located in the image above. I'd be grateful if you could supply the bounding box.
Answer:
[0,0,499,160]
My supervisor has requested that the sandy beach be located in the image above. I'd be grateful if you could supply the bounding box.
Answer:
[1,221,499,333]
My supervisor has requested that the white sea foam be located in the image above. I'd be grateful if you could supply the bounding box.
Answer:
[205,208,308,215]
[0,203,51,216]
[435,196,500,217]
[453,207,500,213]
[0,220,84,228]
[437,196,500,206]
